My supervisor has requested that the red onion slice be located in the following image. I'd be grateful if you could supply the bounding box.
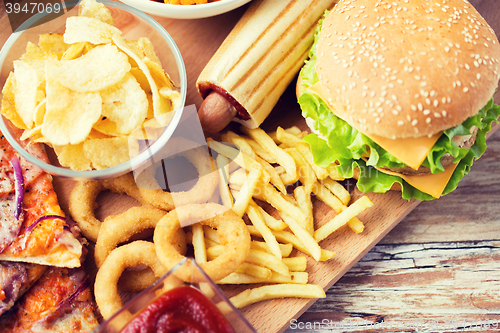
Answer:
[24,215,67,234]
[9,156,24,220]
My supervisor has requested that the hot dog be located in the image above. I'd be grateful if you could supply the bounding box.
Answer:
[198,91,236,133]
[197,0,339,133]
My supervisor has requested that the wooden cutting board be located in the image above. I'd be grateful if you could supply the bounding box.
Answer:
[1,1,498,332]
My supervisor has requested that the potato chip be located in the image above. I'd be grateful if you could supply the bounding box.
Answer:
[64,16,121,45]
[83,136,130,169]
[20,42,57,87]
[43,65,102,145]
[33,98,46,126]
[130,67,151,92]
[1,72,26,129]
[98,72,148,135]
[145,58,173,90]
[38,33,69,60]
[20,125,42,141]
[78,0,115,25]
[54,143,93,171]
[60,42,87,60]
[159,87,182,111]
[49,44,130,92]
[113,36,172,125]
[138,38,161,65]
[13,60,39,128]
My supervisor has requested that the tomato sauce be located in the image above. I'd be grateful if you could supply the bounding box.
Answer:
[120,286,235,333]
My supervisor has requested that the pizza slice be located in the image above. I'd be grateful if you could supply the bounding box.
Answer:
[0,266,98,332]
[0,125,84,315]
[0,127,82,267]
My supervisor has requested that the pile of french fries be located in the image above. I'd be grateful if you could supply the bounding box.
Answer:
[193,126,374,308]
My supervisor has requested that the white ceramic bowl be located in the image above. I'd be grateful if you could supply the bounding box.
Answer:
[0,0,187,180]
[119,0,252,19]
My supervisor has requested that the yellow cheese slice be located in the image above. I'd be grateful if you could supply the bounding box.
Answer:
[307,83,442,169]
[374,163,459,199]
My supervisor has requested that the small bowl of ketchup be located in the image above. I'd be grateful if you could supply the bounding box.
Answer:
[95,257,256,333]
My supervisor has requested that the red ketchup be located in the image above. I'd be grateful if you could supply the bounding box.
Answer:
[120,286,235,333]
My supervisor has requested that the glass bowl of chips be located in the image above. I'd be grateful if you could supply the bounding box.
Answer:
[0,0,187,180]
[95,257,257,333]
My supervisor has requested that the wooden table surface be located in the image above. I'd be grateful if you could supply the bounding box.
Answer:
[1,1,499,332]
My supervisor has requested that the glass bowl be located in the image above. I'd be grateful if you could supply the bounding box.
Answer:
[119,0,252,20]
[0,0,187,180]
[94,257,257,333]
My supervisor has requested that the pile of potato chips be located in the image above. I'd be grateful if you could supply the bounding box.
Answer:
[1,0,182,170]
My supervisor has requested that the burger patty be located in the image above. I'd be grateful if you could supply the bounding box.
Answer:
[384,126,479,176]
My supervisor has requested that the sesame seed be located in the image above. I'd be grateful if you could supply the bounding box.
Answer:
[412,119,418,126]
[398,120,404,126]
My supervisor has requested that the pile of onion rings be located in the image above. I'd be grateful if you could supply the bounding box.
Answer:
[69,137,254,320]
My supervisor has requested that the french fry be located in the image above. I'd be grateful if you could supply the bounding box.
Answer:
[294,186,314,235]
[285,147,316,194]
[256,155,286,193]
[313,180,365,233]
[276,126,301,147]
[218,271,308,285]
[257,181,309,224]
[284,126,306,137]
[203,226,219,244]
[216,155,233,208]
[235,262,272,280]
[228,168,247,190]
[251,240,293,257]
[321,177,350,206]
[222,131,256,160]
[245,248,290,277]
[247,201,282,260]
[257,205,288,231]
[247,225,335,262]
[205,238,219,248]
[296,141,329,180]
[229,284,325,308]
[347,218,365,233]
[312,180,345,213]
[245,138,277,164]
[314,196,374,242]
[241,127,297,180]
[192,224,207,264]
[207,139,270,183]
[232,168,261,217]
[279,212,321,261]
[326,163,345,181]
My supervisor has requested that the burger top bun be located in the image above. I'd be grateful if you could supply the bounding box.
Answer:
[316,0,500,139]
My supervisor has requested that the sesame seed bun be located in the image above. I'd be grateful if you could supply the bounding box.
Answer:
[315,0,500,139]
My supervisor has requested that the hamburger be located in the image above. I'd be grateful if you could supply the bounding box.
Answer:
[297,0,500,200]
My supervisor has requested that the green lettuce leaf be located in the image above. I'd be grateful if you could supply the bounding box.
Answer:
[297,13,500,201]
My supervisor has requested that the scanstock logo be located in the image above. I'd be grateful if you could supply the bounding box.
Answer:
[4,0,78,32]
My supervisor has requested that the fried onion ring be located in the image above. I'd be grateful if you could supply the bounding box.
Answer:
[69,172,146,242]
[135,137,219,211]
[94,241,168,319]
[95,206,187,291]
[154,203,250,282]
